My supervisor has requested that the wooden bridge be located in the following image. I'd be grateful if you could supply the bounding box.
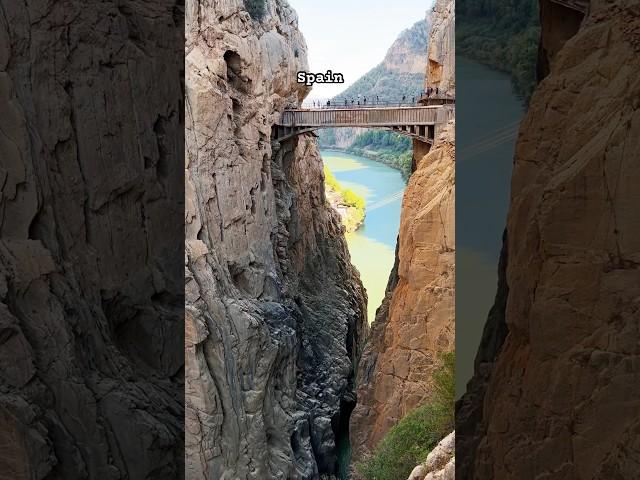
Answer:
[273,105,453,144]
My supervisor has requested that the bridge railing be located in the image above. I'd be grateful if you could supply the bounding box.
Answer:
[418,94,455,105]
[300,100,421,109]
[300,95,455,110]
[279,106,452,128]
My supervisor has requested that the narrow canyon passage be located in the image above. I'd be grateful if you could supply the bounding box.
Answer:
[320,146,408,478]
[186,0,454,478]
[322,150,406,324]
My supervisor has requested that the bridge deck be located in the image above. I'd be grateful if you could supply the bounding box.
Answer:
[278,106,451,128]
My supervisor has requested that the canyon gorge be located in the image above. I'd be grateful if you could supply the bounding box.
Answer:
[186,0,455,478]
[185,1,366,478]
[2,0,638,479]
[349,0,456,471]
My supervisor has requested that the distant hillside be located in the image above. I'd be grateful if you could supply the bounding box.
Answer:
[331,19,429,103]
[319,19,429,177]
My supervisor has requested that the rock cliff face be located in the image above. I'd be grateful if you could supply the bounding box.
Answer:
[380,20,431,76]
[185,1,366,478]
[350,122,455,460]
[349,1,456,462]
[458,1,640,478]
[426,0,455,95]
[0,1,184,478]
[349,1,455,461]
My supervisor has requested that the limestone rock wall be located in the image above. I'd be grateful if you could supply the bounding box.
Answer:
[459,1,640,478]
[426,0,455,95]
[382,19,431,75]
[185,1,366,478]
[0,1,184,478]
[407,431,455,480]
[350,121,455,459]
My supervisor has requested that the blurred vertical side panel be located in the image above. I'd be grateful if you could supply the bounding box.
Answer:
[457,0,640,478]
[0,0,184,478]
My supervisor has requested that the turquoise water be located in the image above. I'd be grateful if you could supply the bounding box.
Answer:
[321,150,406,324]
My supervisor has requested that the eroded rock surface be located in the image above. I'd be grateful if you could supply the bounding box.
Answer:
[408,431,455,480]
[0,1,184,478]
[350,122,455,460]
[458,1,640,478]
[185,1,366,478]
[426,0,455,95]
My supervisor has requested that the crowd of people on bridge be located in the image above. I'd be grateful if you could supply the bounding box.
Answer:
[299,86,445,110]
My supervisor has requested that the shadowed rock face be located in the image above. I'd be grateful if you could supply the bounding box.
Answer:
[457,1,640,478]
[185,1,366,478]
[0,0,184,478]
[349,1,456,462]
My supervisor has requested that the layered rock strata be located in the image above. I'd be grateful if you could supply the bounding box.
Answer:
[457,1,640,478]
[185,1,366,478]
[0,1,184,478]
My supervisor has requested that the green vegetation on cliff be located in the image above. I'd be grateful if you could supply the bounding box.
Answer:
[355,352,455,480]
[457,0,540,102]
[323,166,365,232]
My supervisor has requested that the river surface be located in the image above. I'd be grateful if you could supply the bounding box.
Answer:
[321,150,406,324]
[456,57,524,396]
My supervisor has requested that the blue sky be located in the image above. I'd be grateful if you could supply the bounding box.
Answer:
[288,0,433,100]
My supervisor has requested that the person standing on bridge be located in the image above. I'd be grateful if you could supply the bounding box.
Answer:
[402,95,406,103]
[363,97,367,105]
[344,98,347,106]
[327,100,330,107]
[435,87,439,95]
[376,95,379,104]
[351,98,354,106]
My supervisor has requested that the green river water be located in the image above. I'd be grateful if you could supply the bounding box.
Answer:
[321,150,406,324]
